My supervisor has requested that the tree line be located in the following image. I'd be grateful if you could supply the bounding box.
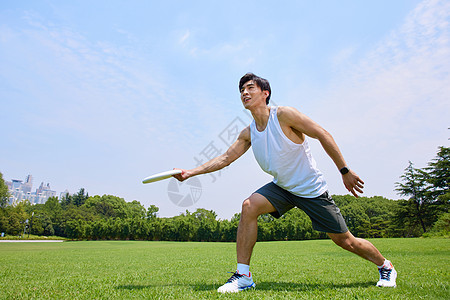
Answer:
[0,146,448,241]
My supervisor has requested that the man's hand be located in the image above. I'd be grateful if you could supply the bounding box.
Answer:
[172,168,192,182]
[342,170,365,197]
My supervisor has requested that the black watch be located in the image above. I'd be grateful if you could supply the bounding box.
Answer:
[340,167,349,175]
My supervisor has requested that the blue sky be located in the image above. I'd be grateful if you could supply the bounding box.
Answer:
[1,0,449,219]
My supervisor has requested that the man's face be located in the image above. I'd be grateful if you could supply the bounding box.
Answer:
[240,80,268,108]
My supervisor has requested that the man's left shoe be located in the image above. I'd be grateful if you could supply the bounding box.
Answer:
[376,265,397,287]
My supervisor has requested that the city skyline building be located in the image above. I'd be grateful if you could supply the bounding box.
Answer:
[5,174,59,206]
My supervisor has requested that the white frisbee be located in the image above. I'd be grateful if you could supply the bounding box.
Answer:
[142,169,182,184]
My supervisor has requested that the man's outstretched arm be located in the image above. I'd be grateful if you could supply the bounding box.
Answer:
[173,126,251,182]
[279,106,364,197]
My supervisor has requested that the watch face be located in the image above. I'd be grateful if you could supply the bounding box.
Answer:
[340,167,349,175]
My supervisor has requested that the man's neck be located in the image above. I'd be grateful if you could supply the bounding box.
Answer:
[250,105,270,131]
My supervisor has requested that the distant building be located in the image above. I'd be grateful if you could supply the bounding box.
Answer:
[22,175,33,194]
[6,174,58,205]
[11,179,23,190]
[60,189,70,200]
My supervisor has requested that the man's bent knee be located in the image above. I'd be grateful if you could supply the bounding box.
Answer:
[241,199,253,218]
[241,193,276,219]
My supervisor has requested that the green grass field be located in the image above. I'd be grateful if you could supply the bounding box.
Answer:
[0,238,448,299]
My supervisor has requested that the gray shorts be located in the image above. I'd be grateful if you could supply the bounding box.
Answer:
[255,182,348,233]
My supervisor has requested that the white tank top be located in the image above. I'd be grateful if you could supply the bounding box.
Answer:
[250,106,328,198]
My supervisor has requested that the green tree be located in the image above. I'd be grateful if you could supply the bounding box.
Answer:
[62,205,97,237]
[194,209,218,241]
[128,218,149,240]
[72,188,89,207]
[66,219,87,239]
[220,213,240,242]
[334,195,399,238]
[146,205,160,240]
[426,146,450,199]
[364,196,398,237]
[147,205,159,219]
[43,196,64,236]
[85,195,128,219]
[60,192,72,209]
[395,161,431,233]
[0,202,28,235]
[0,172,10,208]
[340,203,370,238]
[395,147,450,235]
[126,200,146,219]
[425,210,450,237]
[173,213,196,241]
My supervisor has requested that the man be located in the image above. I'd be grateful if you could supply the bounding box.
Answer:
[174,73,397,293]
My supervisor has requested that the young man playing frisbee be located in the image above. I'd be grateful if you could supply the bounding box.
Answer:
[174,73,397,293]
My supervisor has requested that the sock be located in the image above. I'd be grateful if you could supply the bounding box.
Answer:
[378,259,393,269]
[237,263,250,276]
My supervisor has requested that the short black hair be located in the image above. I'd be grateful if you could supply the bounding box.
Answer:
[239,73,271,104]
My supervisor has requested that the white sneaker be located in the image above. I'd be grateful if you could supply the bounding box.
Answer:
[217,272,255,293]
[376,264,397,287]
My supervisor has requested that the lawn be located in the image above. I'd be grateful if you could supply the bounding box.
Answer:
[0,238,448,299]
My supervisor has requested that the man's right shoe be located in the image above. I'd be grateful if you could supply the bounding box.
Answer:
[217,272,256,293]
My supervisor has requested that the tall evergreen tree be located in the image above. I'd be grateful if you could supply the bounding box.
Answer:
[425,146,449,200]
[395,161,431,233]
[395,147,450,234]
[72,188,89,207]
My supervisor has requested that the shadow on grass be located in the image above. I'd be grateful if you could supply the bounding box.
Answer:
[117,281,374,292]
[192,281,374,292]
[116,284,183,290]
[116,285,151,290]
[256,281,374,291]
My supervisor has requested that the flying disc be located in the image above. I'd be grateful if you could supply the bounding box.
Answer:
[142,169,182,184]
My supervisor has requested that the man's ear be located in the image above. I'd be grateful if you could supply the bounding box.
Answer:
[263,90,269,99]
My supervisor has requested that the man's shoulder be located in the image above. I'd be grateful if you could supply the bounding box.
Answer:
[239,125,251,140]
[276,106,302,119]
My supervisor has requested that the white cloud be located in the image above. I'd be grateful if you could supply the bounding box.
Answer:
[331,45,359,68]
[179,29,190,45]
[311,0,450,199]
[10,14,173,143]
